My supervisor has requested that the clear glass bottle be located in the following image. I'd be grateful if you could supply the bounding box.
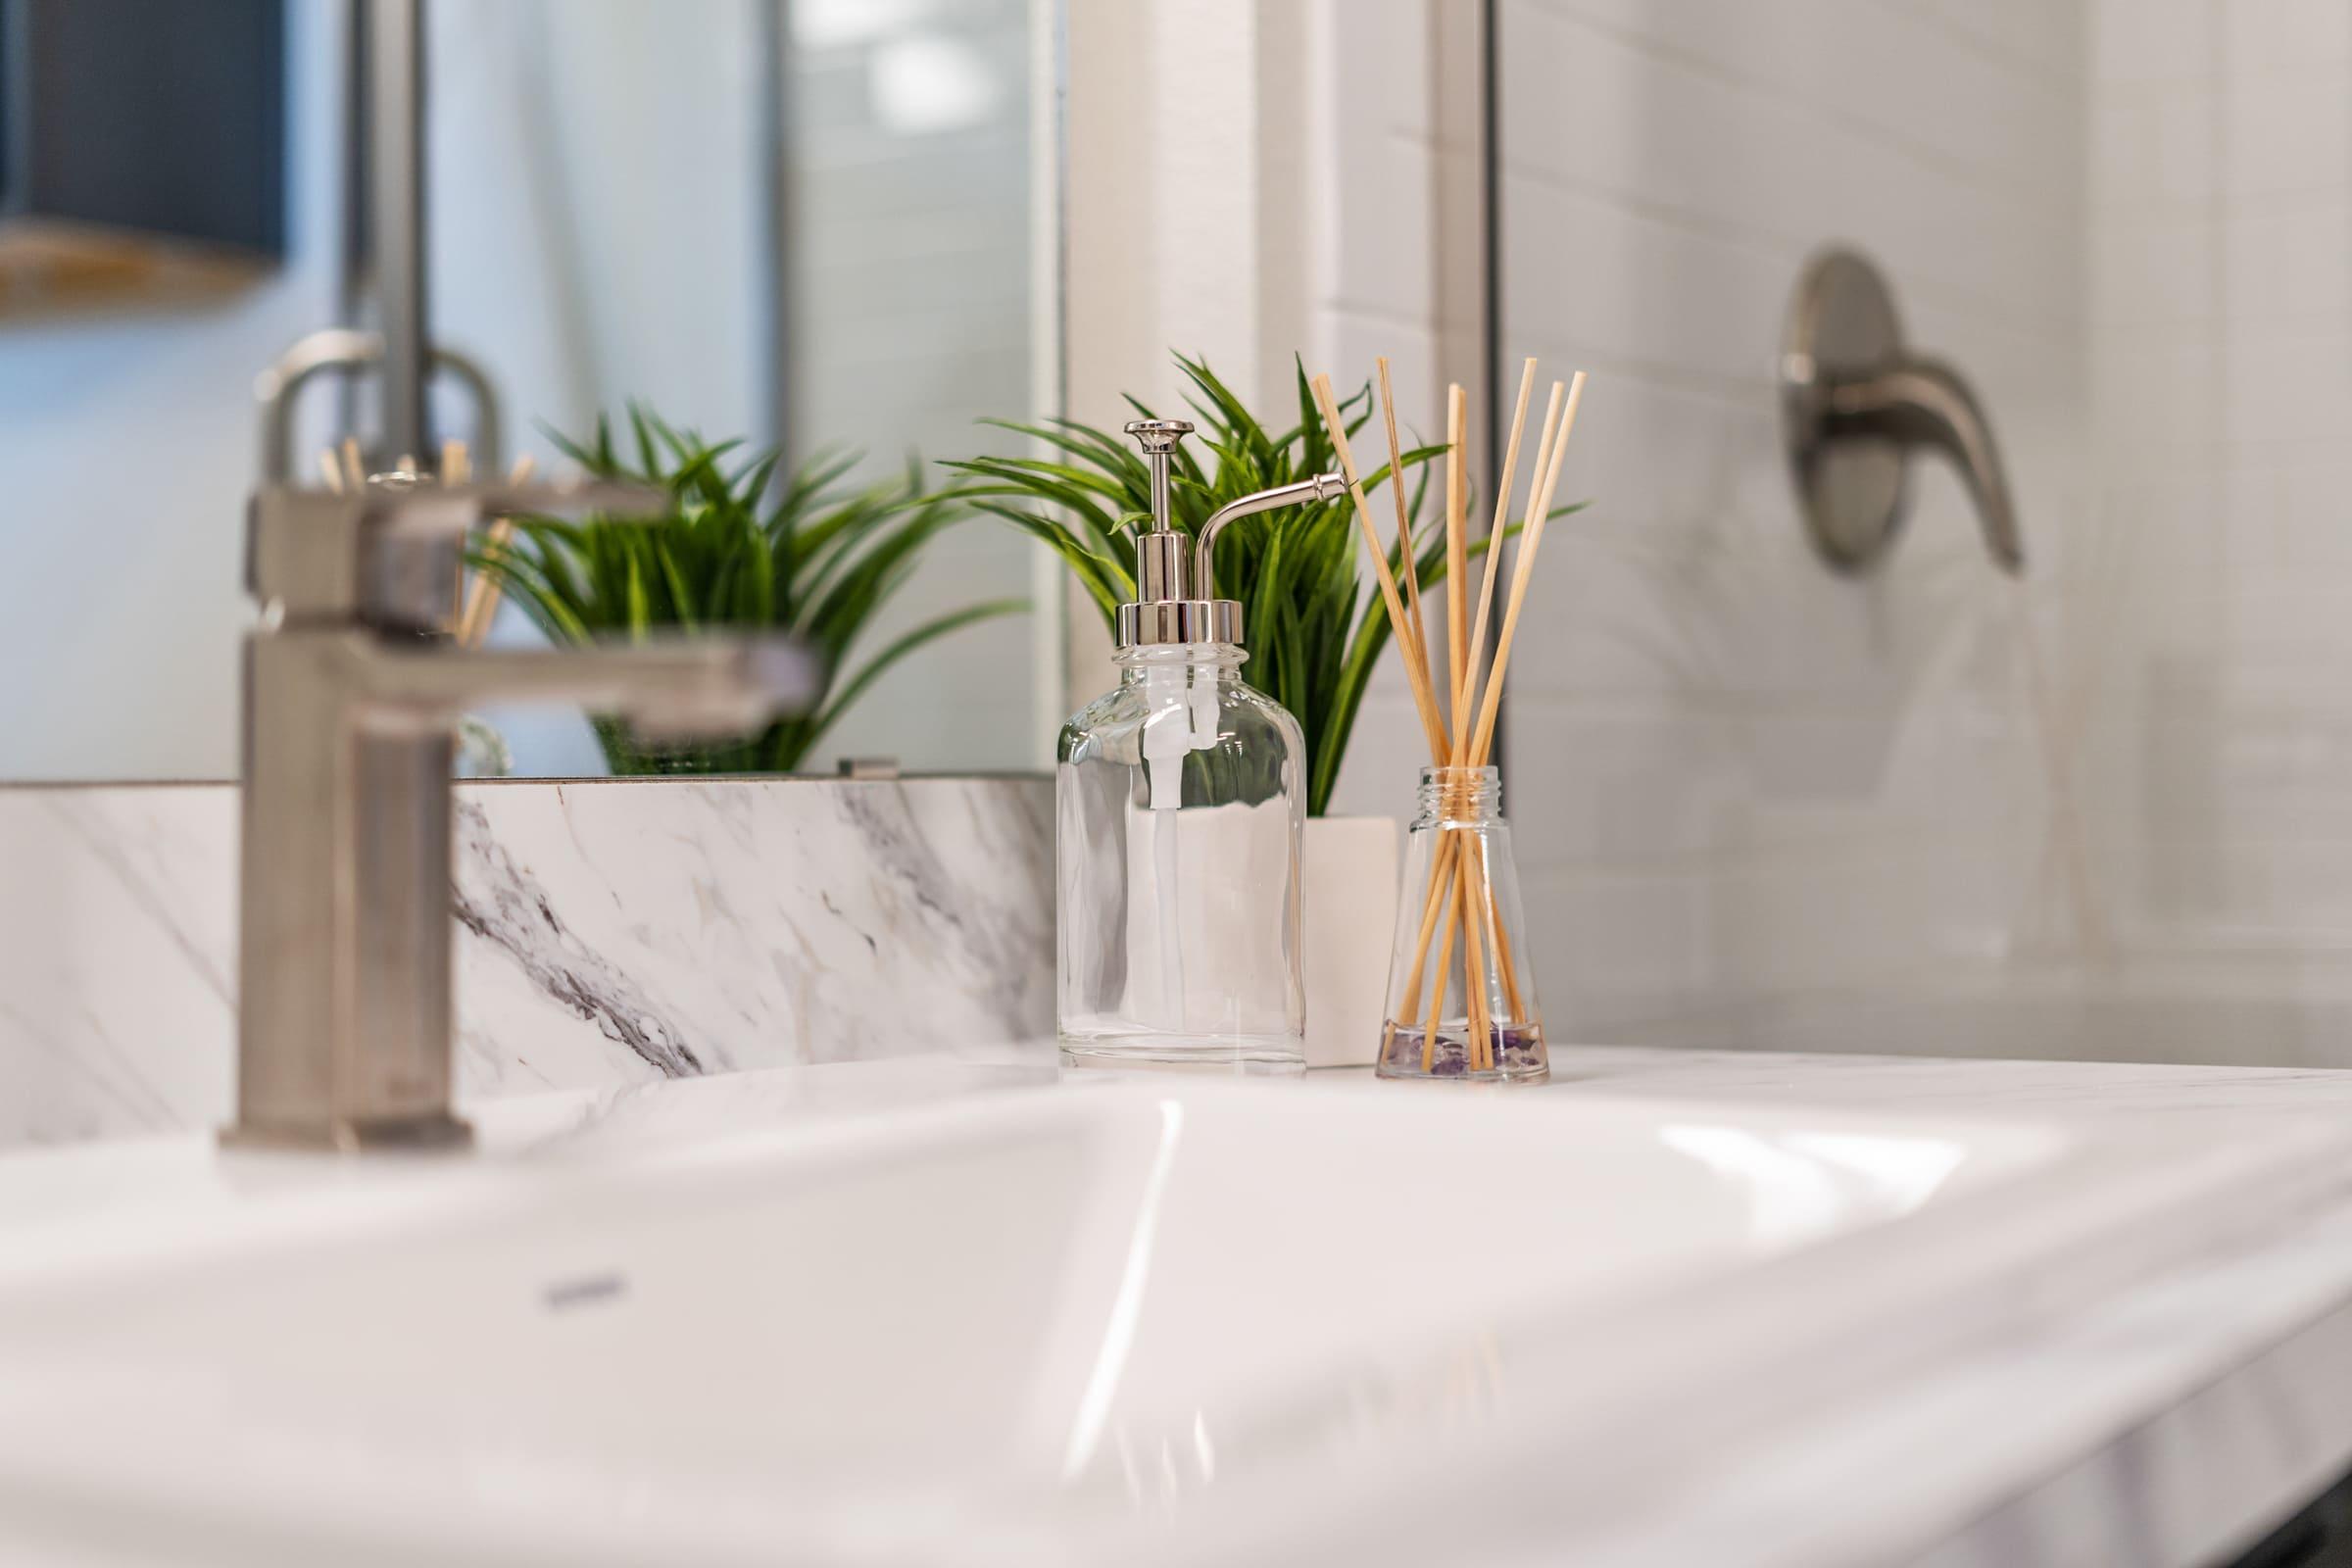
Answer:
[1376,765,1548,1083]
[1058,641,1304,1069]
[1055,419,1341,1073]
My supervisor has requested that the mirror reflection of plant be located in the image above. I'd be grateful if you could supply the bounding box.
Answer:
[953,354,1554,815]
[474,407,1025,775]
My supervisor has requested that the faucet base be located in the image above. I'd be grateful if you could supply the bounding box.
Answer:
[220,1111,474,1154]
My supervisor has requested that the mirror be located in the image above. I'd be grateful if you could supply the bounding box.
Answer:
[0,0,1059,781]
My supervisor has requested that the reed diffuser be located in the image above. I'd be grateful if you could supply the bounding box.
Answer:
[1311,360,1588,1082]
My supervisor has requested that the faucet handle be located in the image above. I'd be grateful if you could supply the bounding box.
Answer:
[250,477,669,627]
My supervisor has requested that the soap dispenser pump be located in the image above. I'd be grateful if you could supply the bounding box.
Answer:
[1055,419,1345,1072]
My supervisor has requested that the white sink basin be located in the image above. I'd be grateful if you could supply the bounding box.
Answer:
[0,1069,2336,1565]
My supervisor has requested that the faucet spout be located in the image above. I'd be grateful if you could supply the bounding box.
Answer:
[1194,473,1348,597]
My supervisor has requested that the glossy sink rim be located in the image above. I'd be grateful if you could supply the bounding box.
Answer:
[0,1064,2345,1567]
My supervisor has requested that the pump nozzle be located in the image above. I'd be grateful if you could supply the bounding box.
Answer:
[1194,473,1348,598]
[1113,419,1348,649]
[1120,418,1193,601]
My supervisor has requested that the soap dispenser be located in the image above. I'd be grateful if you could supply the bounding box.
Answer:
[1056,419,1345,1072]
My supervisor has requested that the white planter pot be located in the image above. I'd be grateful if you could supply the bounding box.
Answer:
[1301,814,1400,1069]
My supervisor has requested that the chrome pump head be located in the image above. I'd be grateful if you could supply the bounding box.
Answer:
[1116,418,1348,649]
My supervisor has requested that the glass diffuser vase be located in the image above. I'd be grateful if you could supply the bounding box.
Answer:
[1377,765,1547,1082]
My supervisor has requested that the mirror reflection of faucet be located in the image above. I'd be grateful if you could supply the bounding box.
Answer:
[253,327,504,486]
[1779,248,2023,576]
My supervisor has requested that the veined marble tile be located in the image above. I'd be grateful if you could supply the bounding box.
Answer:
[0,776,1053,1149]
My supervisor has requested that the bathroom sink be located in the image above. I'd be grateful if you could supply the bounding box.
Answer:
[0,1070,2336,1565]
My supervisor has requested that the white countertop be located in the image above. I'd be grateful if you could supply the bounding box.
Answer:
[1542,1048,2352,1567]
[6,1045,2351,1567]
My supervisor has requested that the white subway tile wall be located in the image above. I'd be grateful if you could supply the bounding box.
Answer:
[2082,0,2352,967]
[1482,0,2085,1044]
[1451,0,2352,1062]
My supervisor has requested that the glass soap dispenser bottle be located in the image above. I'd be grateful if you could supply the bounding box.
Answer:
[1056,419,1345,1072]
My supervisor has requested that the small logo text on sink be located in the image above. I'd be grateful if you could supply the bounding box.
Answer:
[541,1271,629,1312]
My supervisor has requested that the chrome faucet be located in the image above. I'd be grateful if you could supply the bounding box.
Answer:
[1780,248,2023,575]
[228,477,819,1152]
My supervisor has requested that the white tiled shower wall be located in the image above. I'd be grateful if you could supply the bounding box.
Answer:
[1481,0,2352,1054]
[2083,0,2352,949]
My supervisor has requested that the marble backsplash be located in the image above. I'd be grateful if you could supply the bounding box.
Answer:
[0,776,1054,1149]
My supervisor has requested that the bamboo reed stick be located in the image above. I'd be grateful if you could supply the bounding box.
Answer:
[1311,373,1449,761]
[1478,833,1527,1025]
[1448,846,1485,1069]
[1395,831,1459,1023]
[1459,833,1493,1070]
[456,454,537,649]
[1396,839,1489,1056]
[1450,361,1539,755]
[318,451,346,493]
[443,440,472,612]
[1462,379,1577,1013]
[340,437,366,493]
[1456,377,1560,757]
[1444,384,1468,735]
[1394,374,1501,1026]
[1468,371,1584,768]
[1375,358,1432,682]
[1423,857,1459,1073]
[1409,365,1539,1054]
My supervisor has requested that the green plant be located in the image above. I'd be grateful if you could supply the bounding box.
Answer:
[952,354,1526,815]
[476,407,1024,775]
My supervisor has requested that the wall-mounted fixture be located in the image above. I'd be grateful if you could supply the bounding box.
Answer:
[1780,249,2023,576]
[0,0,285,315]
